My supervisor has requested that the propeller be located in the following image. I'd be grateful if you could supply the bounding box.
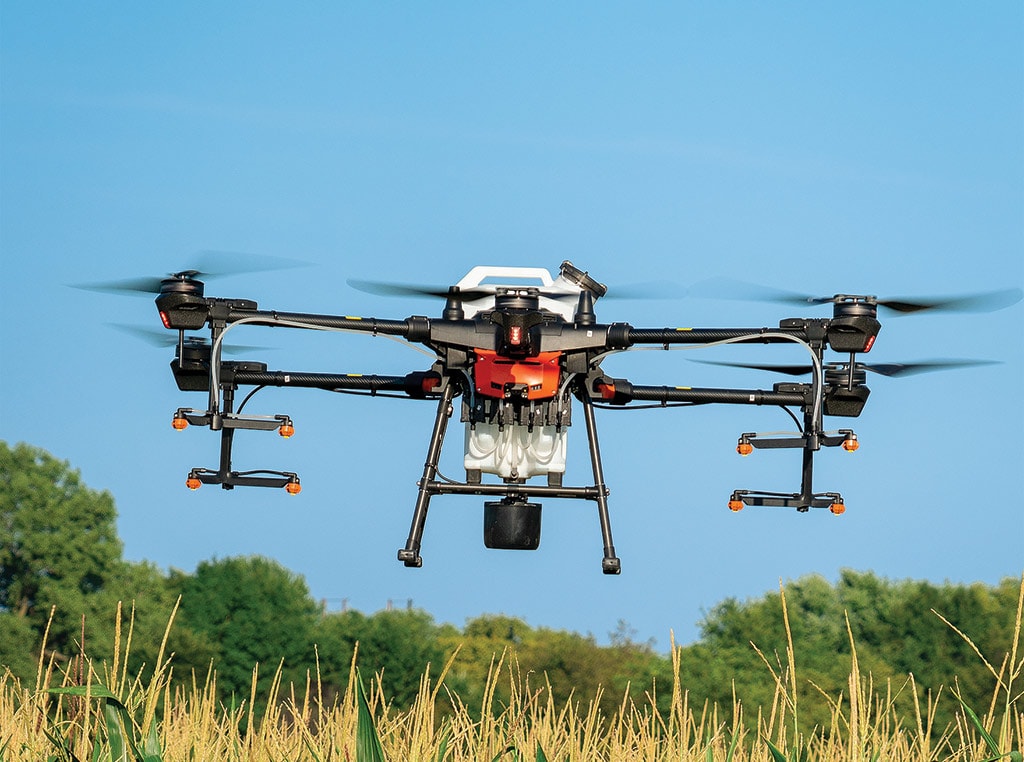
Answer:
[690,277,1022,315]
[692,358,1001,378]
[72,251,309,295]
[346,278,688,301]
[108,324,272,355]
[347,280,498,302]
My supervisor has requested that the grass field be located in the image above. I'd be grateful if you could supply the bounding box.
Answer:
[2,582,1021,761]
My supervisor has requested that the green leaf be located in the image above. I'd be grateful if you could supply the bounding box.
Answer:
[763,738,791,762]
[724,729,740,762]
[103,701,127,762]
[535,742,549,762]
[433,725,451,762]
[355,671,387,762]
[953,693,1016,761]
[302,735,324,762]
[45,685,153,762]
[141,717,163,762]
[42,724,77,762]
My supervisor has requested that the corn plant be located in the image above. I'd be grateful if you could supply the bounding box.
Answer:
[2,576,1021,761]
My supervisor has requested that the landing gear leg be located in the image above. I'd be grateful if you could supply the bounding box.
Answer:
[398,382,455,568]
[581,393,620,574]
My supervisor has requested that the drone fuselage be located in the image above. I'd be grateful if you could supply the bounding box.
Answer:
[158,261,887,574]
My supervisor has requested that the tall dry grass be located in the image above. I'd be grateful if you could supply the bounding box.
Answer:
[2,579,1021,761]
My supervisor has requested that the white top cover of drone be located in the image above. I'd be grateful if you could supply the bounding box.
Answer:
[454,265,583,321]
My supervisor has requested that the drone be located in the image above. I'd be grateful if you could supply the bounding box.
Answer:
[87,259,1021,574]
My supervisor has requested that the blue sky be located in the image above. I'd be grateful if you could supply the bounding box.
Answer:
[2,3,1021,649]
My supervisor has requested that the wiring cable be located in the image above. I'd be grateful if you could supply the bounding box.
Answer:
[208,315,438,411]
[591,331,824,432]
[210,319,824,435]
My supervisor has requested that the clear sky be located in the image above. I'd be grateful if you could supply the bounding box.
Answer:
[2,3,1022,650]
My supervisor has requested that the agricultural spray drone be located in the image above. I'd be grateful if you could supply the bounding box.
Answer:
[86,259,1021,574]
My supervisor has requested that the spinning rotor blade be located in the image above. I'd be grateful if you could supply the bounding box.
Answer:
[602,280,689,299]
[108,324,271,354]
[863,291,1022,314]
[854,359,1001,377]
[690,278,824,307]
[691,277,1022,315]
[76,275,174,295]
[347,278,688,301]
[347,279,496,301]
[692,358,1000,377]
[72,251,309,295]
[693,360,812,376]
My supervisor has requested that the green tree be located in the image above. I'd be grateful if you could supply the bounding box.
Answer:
[678,570,1021,738]
[315,607,450,709]
[312,608,370,696]
[437,614,674,720]
[85,559,218,684]
[0,609,39,683]
[441,614,534,713]
[0,441,123,659]
[174,555,319,699]
[518,627,617,713]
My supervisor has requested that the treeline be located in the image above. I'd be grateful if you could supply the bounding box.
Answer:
[2,442,1020,734]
